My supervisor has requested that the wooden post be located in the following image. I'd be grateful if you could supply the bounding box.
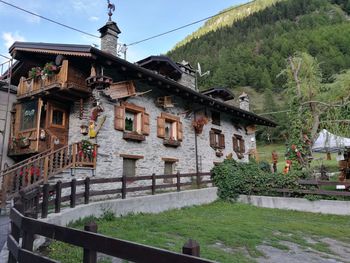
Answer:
[83,222,97,263]
[70,178,76,208]
[176,171,181,192]
[196,172,200,189]
[72,143,77,168]
[8,201,23,263]
[122,175,126,199]
[43,155,49,183]
[42,183,49,218]
[55,181,62,213]
[84,177,90,204]
[182,239,200,257]
[22,230,34,252]
[151,173,156,195]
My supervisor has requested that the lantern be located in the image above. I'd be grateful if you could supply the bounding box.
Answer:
[80,124,88,135]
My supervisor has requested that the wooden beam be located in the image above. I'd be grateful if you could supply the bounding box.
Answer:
[119,154,144,159]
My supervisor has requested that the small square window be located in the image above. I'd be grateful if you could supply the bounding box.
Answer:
[52,110,64,126]
[211,111,220,126]
[124,110,142,134]
[21,101,37,130]
[123,158,136,177]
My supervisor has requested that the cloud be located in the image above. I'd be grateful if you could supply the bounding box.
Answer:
[89,16,99,21]
[2,32,26,49]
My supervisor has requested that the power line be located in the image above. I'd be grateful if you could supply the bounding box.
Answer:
[0,0,99,39]
[0,54,11,60]
[127,0,254,46]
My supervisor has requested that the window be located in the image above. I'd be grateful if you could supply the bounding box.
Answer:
[51,108,65,127]
[233,134,245,158]
[157,113,183,142]
[211,111,220,126]
[123,158,136,177]
[21,101,37,130]
[114,103,149,135]
[209,129,225,149]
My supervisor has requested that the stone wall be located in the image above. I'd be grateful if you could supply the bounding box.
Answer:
[67,80,254,179]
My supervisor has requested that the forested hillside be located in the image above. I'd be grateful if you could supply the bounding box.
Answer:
[168,0,350,94]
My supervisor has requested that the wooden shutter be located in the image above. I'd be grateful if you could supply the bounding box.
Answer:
[177,121,183,141]
[219,133,225,149]
[141,113,150,135]
[233,137,238,152]
[240,139,245,153]
[209,130,215,148]
[157,116,165,138]
[114,105,125,131]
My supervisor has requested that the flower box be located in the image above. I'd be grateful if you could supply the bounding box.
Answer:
[163,139,180,147]
[123,132,145,142]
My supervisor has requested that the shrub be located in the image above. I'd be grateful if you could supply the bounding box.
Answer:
[211,159,309,200]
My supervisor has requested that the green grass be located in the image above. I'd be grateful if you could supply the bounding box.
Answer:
[257,143,339,174]
[47,201,350,263]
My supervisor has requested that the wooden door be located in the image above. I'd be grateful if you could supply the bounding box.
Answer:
[46,101,69,149]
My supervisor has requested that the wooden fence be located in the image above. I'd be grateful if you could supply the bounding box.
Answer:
[18,172,212,219]
[8,206,216,263]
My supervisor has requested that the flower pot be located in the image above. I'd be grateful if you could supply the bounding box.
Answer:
[19,138,30,148]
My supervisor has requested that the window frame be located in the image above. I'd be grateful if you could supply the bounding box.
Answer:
[233,134,245,154]
[211,111,221,126]
[20,100,38,132]
[157,112,183,142]
[209,128,225,149]
[50,107,66,128]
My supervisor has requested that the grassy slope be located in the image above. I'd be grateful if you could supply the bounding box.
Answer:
[48,202,350,263]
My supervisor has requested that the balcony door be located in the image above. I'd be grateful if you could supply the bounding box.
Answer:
[45,101,69,149]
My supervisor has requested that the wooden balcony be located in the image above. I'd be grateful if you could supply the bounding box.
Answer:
[17,60,90,100]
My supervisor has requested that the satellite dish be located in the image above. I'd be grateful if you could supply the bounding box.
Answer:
[197,63,210,77]
[55,55,66,66]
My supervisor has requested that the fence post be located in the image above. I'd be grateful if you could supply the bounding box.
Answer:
[196,172,200,189]
[83,222,98,263]
[34,190,40,219]
[70,178,77,208]
[8,201,23,263]
[176,171,180,192]
[84,177,90,204]
[41,183,50,218]
[122,175,126,199]
[43,155,49,183]
[182,239,200,257]
[55,181,62,213]
[151,173,156,195]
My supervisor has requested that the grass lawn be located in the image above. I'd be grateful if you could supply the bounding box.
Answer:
[47,201,350,263]
[257,143,339,174]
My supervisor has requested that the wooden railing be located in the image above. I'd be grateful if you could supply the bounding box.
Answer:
[8,206,216,263]
[1,142,97,206]
[17,60,87,98]
[17,172,212,219]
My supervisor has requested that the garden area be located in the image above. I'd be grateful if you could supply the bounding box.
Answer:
[46,201,350,263]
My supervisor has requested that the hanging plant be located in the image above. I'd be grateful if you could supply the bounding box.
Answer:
[192,116,208,134]
[80,139,96,159]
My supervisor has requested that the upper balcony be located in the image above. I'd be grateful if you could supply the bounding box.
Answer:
[17,60,90,100]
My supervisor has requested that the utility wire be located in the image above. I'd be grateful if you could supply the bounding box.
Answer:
[0,0,99,39]
[127,0,254,46]
[0,54,11,60]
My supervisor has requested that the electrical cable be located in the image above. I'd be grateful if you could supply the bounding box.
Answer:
[0,54,11,60]
[127,0,254,46]
[0,0,100,39]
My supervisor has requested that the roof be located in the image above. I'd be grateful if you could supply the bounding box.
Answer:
[9,41,277,127]
[136,55,183,80]
[201,87,234,101]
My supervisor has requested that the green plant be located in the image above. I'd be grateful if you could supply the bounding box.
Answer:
[29,67,42,79]
[42,62,58,77]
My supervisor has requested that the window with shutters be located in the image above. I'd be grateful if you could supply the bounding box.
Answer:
[114,103,149,141]
[157,112,183,147]
[123,158,136,177]
[209,129,225,149]
[233,134,245,159]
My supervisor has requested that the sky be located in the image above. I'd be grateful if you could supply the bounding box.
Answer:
[0,0,248,63]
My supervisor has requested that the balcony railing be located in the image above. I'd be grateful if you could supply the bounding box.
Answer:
[17,60,88,98]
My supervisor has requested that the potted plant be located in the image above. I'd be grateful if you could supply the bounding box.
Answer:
[192,116,208,134]
[29,67,42,79]
[18,134,30,148]
[42,62,58,79]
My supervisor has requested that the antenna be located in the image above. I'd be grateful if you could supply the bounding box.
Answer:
[196,62,210,77]
[117,43,128,60]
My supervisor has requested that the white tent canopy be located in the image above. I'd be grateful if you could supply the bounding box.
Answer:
[312,129,350,153]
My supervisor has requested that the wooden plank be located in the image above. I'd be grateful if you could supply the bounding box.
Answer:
[20,217,216,263]
[90,177,122,184]
[41,184,49,218]
[84,177,90,204]
[70,179,76,208]
[55,181,62,213]
[90,189,122,197]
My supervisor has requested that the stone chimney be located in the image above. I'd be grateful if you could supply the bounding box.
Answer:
[239,92,249,111]
[177,60,196,91]
[98,20,121,57]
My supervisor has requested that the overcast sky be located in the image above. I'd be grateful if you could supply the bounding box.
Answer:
[0,0,247,63]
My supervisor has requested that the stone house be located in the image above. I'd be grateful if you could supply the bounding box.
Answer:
[4,17,276,181]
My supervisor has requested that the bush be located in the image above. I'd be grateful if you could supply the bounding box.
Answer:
[211,159,308,200]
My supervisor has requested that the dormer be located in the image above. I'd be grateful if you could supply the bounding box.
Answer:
[201,87,234,102]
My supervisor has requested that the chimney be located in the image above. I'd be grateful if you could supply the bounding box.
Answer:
[98,21,121,56]
[239,92,249,111]
[177,60,196,91]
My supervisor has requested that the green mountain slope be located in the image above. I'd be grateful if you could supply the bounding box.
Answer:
[168,0,350,95]
[174,0,282,49]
